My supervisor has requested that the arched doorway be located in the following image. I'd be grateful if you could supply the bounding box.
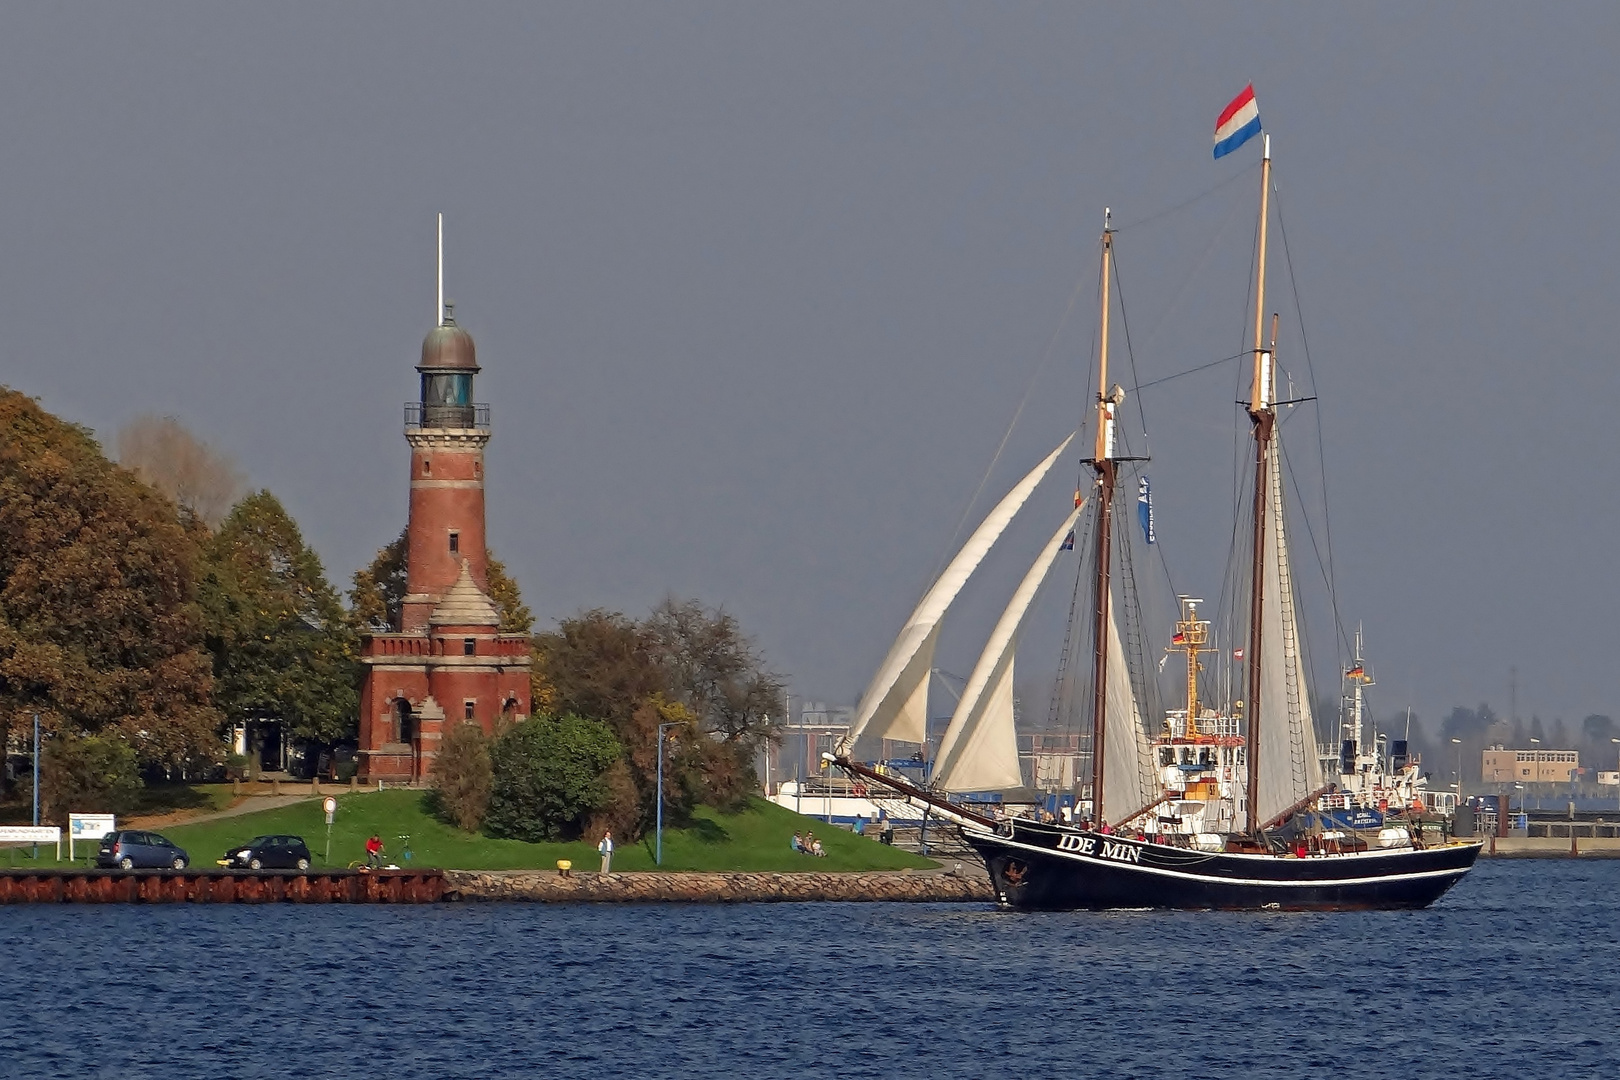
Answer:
[395,699,415,745]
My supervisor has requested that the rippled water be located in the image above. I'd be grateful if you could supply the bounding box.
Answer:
[2,860,1613,1079]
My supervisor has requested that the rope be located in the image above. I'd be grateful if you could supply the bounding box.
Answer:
[1130,352,1244,393]
[934,266,1091,576]
[1275,182,1349,665]
[1112,168,1252,234]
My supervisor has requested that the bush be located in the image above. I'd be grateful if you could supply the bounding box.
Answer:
[432,722,493,832]
[223,753,249,781]
[41,735,142,823]
[485,715,622,842]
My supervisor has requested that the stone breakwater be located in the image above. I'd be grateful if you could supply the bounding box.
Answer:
[443,869,995,903]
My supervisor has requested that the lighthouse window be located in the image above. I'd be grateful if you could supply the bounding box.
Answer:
[464,700,476,721]
[422,372,472,407]
[463,638,476,656]
[422,459,431,476]
[449,531,460,554]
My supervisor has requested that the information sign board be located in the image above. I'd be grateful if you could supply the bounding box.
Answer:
[0,825,62,858]
[68,814,117,859]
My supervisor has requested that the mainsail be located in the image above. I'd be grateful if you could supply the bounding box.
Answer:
[1252,436,1324,824]
[933,509,1082,792]
[1101,586,1155,819]
[841,434,1075,760]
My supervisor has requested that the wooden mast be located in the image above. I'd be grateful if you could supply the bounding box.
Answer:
[1243,135,1273,835]
[1089,211,1118,825]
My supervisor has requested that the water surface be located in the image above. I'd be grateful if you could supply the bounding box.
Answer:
[2,860,1612,1079]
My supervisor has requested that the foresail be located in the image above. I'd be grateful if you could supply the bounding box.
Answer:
[934,509,1081,792]
[852,624,937,754]
[841,434,1075,759]
[935,644,1021,792]
[1101,593,1154,820]
[1254,438,1325,825]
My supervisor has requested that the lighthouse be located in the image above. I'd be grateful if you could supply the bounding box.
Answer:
[357,286,533,784]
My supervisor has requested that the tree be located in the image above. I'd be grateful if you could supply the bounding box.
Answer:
[533,600,785,836]
[199,491,358,749]
[40,734,142,823]
[348,531,407,632]
[485,714,622,842]
[432,721,493,831]
[348,528,530,634]
[116,414,245,528]
[0,388,221,780]
[486,554,532,634]
[646,597,785,755]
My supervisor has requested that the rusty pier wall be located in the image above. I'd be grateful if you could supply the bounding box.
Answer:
[0,868,444,904]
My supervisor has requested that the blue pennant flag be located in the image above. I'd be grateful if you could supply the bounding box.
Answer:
[1060,530,1075,552]
[1137,476,1156,544]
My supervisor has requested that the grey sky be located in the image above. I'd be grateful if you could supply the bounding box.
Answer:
[4,4,1617,730]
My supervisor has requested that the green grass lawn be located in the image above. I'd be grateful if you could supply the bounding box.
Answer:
[4,791,936,873]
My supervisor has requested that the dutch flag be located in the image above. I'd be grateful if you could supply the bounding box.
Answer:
[1214,84,1261,159]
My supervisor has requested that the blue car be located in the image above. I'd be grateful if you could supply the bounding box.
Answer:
[97,830,189,870]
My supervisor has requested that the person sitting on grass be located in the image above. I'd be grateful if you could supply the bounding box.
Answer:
[807,833,826,857]
[791,832,803,853]
[365,834,384,868]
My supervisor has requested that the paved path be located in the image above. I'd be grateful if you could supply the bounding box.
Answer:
[127,793,321,831]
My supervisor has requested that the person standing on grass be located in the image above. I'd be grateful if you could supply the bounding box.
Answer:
[598,830,614,873]
[365,834,383,868]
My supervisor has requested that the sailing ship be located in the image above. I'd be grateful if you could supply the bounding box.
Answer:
[834,124,1482,910]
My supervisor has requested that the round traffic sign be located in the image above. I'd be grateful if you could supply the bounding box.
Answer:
[323,796,337,814]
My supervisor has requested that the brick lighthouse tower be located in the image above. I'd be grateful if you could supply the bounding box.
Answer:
[357,273,532,783]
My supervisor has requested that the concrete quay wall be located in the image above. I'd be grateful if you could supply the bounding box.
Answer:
[443,869,994,903]
[1478,835,1620,858]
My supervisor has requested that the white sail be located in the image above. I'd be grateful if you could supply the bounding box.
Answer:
[1253,437,1325,825]
[1101,593,1155,821]
[934,510,1081,792]
[842,434,1075,759]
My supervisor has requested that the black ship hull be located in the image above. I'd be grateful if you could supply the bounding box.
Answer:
[963,819,1482,911]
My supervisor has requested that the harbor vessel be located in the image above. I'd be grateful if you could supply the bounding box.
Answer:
[835,106,1481,909]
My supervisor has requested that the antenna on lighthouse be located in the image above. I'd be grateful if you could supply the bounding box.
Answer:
[436,213,444,326]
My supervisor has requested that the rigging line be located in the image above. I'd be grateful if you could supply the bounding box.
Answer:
[1279,436,1353,663]
[1107,241,1151,457]
[1111,167,1252,233]
[933,265,1092,578]
[1221,186,1262,659]
[1121,178,1251,354]
[1130,353,1245,393]
[1273,184,1343,673]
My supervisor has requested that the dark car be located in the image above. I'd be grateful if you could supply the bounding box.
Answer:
[221,835,313,871]
[97,831,189,870]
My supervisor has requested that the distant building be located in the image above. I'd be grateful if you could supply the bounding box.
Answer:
[1481,746,1579,784]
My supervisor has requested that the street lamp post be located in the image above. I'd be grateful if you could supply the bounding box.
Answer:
[655,721,682,867]
[1611,738,1619,812]
[1530,737,1541,810]
[32,713,40,860]
[1451,737,1463,806]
